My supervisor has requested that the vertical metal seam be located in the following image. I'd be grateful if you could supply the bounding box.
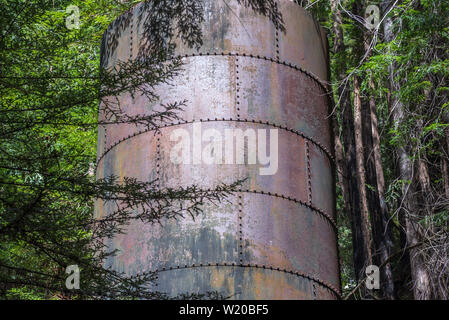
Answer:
[306,140,312,205]
[275,5,280,62]
[235,55,244,264]
[129,10,133,61]
[103,124,107,154]
[236,56,241,119]
[156,132,161,189]
[238,193,243,264]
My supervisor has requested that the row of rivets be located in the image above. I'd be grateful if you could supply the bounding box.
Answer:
[171,52,329,93]
[275,2,280,61]
[94,118,334,172]
[236,56,244,264]
[306,140,312,205]
[238,193,243,263]
[156,131,161,189]
[239,189,336,231]
[152,262,341,298]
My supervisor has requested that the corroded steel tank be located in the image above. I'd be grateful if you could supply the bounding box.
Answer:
[96,0,340,299]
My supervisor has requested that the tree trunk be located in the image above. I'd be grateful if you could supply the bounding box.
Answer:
[332,112,349,216]
[353,75,373,269]
[361,81,396,299]
[443,120,449,208]
[356,0,396,298]
[382,0,432,299]
[331,0,368,282]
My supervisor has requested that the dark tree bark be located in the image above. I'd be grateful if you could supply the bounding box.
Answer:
[354,0,397,299]
[331,0,369,282]
[353,74,374,269]
[361,83,396,299]
[382,0,432,299]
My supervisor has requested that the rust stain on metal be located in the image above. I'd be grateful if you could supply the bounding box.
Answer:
[96,0,340,299]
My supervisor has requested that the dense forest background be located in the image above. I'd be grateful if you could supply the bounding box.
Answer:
[0,0,447,300]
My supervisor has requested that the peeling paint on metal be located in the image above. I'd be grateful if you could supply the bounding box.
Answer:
[96,0,340,299]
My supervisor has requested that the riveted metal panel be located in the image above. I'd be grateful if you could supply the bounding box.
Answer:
[240,193,339,289]
[154,266,339,300]
[157,122,307,199]
[97,0,340,299]
[236,56,332,151]
[309,142,336,220]
[277,0,329,80]
[105,197,240,276]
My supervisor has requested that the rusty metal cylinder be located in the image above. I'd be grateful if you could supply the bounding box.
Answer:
[96,0,340,299]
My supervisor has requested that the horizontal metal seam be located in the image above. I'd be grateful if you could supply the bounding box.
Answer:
[240,189,336,231]
[167,52,329,93]
[95,119,334,172]
[154,263,341,298]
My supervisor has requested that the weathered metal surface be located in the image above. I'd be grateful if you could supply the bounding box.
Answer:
[96,0,340,299]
